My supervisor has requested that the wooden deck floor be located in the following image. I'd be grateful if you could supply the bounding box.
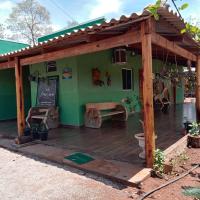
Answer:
[0,103,196,165]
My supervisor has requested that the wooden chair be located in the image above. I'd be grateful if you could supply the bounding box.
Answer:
[26,106,59,130]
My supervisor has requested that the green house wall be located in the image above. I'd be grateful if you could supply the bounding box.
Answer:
[0,67,31,121]
[29,50,184,126]
[30,57,80,125]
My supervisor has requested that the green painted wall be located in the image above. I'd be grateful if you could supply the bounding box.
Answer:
[0,67,31,121]
[76,50,141,125]
[30,57,80,126]
[29,50,184,126]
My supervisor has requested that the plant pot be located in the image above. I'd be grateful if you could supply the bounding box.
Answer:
[135,133,157,159]
[39,131,48,141]
[187,135,200,148]
[135,133,145,159]
[24,127,31,136]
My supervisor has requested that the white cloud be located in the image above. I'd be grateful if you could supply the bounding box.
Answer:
[89,0,123,19]
[51,23,62,31]
[0,0,15,10]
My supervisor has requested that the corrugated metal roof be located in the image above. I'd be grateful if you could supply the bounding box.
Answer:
[0,39,28,54]
[38,17,106,43]
[0,6,199,59]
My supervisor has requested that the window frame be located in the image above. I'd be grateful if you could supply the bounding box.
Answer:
[122,68,133,91]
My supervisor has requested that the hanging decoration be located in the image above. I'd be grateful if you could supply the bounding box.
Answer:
[92,68,104,86]
[105,71,111,86]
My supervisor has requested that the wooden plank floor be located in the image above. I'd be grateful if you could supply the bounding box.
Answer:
[0,103,196,165]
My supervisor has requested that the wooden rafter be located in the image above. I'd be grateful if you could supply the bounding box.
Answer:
[152,32,197,61]
[20,30,141,66]
[0,61,15,69]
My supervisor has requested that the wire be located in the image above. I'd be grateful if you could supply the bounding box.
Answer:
[48,0,77,22]
[171,0,183,19]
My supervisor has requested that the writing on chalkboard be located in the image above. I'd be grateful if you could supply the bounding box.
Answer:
[37,76,58,106]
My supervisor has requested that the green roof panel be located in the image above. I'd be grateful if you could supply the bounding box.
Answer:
[38,17,105,43]
[0,39,28,54]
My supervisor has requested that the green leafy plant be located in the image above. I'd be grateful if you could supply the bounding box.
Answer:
[189,122,200,136]
[146,0,162,20]
[182,187,200,199]
[179,3,189,11]
[147,0,200,42]
[153,149,165,174]
[181,23,200,42]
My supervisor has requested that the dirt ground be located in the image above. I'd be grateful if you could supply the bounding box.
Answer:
[0,146,199,200]
[137,148,200,200]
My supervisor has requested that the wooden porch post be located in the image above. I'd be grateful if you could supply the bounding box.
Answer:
[141,19,155,168]
[196,56,200,121]
[14,57,25,136]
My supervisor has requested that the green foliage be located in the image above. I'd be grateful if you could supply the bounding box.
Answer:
[146,0,162,20]
[182,187,200,199]
[153,149,165,174]
[181,23,200,42]
[189,122,200,136]
[179,3,189,10]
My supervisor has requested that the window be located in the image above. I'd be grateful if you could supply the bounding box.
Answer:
[122,68,133,90]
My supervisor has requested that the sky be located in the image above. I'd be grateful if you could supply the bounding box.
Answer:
[0,0,200,32]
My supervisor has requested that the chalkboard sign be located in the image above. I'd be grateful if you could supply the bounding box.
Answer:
[37,76,58,106]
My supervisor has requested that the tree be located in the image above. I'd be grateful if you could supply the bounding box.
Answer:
[7,0,53,45]
[0,24,6,39]
[66,20,79,28]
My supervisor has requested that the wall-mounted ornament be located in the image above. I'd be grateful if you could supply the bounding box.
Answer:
[62,67,72,79]
[92,68,104,86]
[28,71,39,82]
[46,61,57,72]
[105,71,111,86]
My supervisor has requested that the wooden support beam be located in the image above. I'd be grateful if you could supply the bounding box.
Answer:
[141,19,155,168]
[14,57,25,136]
[196,56,200,121]
[0,61,15,69]
[21,30,141,66]
[152,32,197,62]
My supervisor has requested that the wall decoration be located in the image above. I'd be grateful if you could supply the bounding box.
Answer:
[62,67,72,79]
[92,68,104,86]
[105,71,111,86]
[46,61,57,72]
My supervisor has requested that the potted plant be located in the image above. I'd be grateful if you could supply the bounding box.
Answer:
[38,123,48,141]
[183,117,192,133]
[31,124,40,140]
[187,122,200,148]
[153,149,165,176]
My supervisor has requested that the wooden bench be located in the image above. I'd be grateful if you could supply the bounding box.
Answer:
[85,102,128,128]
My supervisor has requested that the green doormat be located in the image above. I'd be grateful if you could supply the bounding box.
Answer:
[64,152,94,165]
